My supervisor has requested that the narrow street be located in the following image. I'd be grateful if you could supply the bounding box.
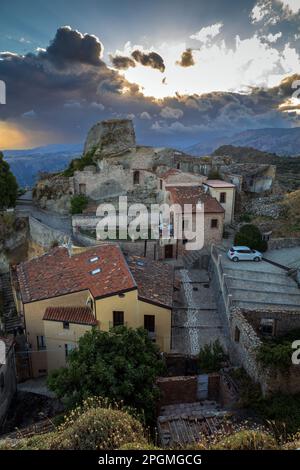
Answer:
[172,267,226,356]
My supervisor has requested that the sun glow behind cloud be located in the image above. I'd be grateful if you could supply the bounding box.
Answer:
[0,121,62,149]
[114,32,300,99]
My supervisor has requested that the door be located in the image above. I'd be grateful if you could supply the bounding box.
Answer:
[197,374,209,400]
[165,244,173,259]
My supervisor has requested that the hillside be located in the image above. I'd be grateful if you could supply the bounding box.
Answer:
[2,144,82,187]
[186,127,300,157]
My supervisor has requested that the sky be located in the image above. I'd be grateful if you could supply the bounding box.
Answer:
[0,0,299,149]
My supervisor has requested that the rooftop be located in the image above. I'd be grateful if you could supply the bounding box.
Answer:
[15,245,136,303]
[43,306,98,326]
[204,179,235,188]
[167,186,224,213]
[127,255,174,308]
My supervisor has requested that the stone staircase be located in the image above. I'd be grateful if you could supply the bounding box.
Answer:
[0,273,24,333]
[223,266,300,310]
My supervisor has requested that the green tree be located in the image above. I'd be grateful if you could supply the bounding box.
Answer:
[70,194,88,214]
[234,224,268,252]
[47,327,165,423]
[0,152,18,209]
[198,340,227,373]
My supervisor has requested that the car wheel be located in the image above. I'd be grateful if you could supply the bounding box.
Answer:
[254,257,260,262]
[232,256,239,262]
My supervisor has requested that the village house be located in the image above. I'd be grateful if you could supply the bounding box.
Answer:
[203,180,236,224]
[12,244,174,377]
[161,186,225,258]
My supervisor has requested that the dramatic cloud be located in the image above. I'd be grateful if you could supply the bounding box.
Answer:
[0,26,299,149]
[110,54,136,70]
[44,26,104,66]
[190,23,223,43]
[131,50,165,72]
[176,49,195,67]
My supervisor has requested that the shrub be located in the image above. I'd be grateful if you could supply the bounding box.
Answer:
[234,224,267,252]
[0,398,146,450]
[212,430,277,450]
[239,213,252,222]
[63,149,97,177]
[198,340,227,373]
[70,194,88,214]
[50,407,144,450]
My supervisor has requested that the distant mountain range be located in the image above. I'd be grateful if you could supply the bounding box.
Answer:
[3,127,300,188]
[186,128,300,157]
[3,143,83,187]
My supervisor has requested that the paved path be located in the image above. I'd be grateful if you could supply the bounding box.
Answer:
[172,268,226,355]
[16,203,72,234]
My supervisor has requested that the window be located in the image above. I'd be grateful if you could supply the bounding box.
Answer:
[260,319,275,336]
[144,315,155,333]
[63,321,70,330]
[220,192,226,203]
[79,183,86,195]
[177,163,180,170]
[211,219,218,229]
[234,327,240,343]
[89,256,99,263]
[90,268,101,275]
[160,179,163,190]
[133,171,140,185]
[65,343,74,358]
[113,311,124,327]
[37,335,46,350]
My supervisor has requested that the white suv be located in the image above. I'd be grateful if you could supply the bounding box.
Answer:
[227,246,262,262]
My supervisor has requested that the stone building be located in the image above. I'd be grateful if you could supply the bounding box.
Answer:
[219,163,276,194]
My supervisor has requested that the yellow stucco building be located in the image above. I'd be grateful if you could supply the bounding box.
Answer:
[203,180,236,224]
[12,244,174,377]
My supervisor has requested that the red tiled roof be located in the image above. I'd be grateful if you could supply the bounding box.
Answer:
[43,306,97,326]
[127,256,174,308]
[16,245,136,303]
[167,186,224,213]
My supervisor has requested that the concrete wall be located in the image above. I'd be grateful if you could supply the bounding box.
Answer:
[29,216,71,249]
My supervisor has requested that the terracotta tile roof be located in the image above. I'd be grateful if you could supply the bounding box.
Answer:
[204,179,235,188]
[43,306,97,326]
[127,256,174,308]
[16,244,136,303]
[167,186,224,213]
